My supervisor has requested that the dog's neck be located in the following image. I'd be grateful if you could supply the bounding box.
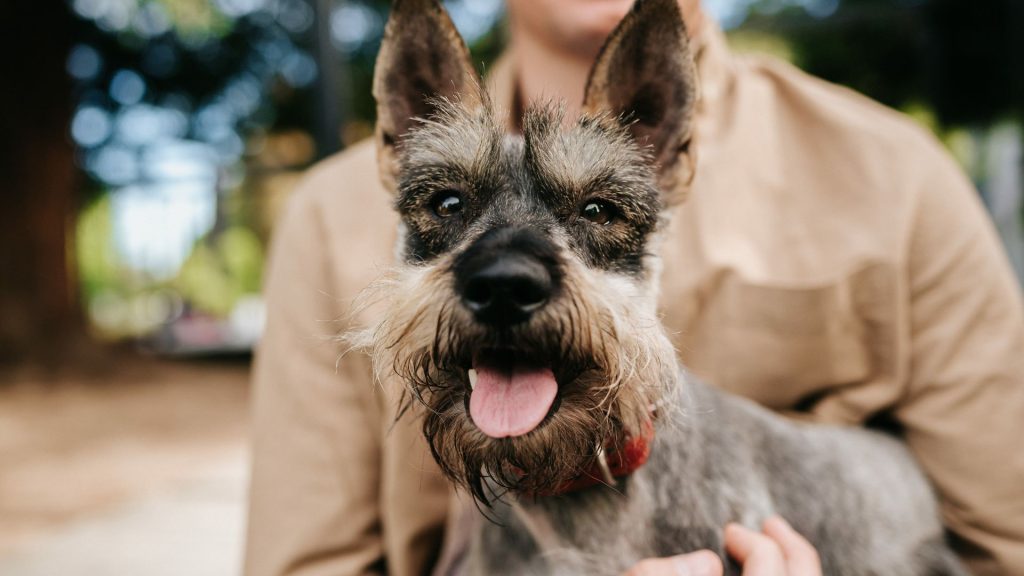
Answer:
[530,420,656,497]
[505,372,700,564]
[523,357,683,497]
[506,436,656,563]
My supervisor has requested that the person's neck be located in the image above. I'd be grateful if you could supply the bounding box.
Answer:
[508,5,705,124]
[509,38,592,123]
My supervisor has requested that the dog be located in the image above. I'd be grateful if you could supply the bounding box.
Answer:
[352,0,969,574]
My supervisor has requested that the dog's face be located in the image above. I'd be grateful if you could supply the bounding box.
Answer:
[364,0,697,502]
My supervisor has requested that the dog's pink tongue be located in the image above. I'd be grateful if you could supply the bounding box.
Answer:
[469,364,557,438]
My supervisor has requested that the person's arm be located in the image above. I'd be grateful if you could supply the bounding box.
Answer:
[800,135,1024,573]
[893,141,1024,574]
[244,182,386,576]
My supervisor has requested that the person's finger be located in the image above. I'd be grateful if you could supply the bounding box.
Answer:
[671,550,725,576]
[762,516,821,576]
[623,550,724,576]
[724,523,787,576]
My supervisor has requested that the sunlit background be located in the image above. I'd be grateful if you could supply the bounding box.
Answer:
[66,0,505,353]
[59,0,1024,354]
[0,0,1021,574]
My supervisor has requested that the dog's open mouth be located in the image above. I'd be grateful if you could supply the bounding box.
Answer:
[467,349,559,439]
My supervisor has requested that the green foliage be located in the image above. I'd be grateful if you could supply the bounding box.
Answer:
[76,191,265,335]
[76,194,122,302]
[176,226,264,316]
[154,0,235,40]
[742,0,1023,127]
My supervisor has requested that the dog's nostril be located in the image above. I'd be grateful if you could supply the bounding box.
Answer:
[509,277,548,309]
[463,279,493,311]
[458,255,554,326]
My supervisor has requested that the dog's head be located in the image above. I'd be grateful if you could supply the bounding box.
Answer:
[362,0,698,502]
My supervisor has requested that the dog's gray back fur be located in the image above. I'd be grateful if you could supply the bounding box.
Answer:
[469,377,966,575]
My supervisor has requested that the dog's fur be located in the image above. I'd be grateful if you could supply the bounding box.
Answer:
[352,0,969,574]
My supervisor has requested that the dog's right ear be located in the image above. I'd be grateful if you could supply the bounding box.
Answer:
[582,0,698,201]
[373,0,484,192]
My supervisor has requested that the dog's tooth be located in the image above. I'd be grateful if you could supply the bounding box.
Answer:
[468,368,478,389]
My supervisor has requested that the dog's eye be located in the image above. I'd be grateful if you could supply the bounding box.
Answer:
[580,200,615,225]
[431,191,463,218]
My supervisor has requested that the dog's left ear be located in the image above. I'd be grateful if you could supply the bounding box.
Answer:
[582,0,698,199]
[373,0,485,192]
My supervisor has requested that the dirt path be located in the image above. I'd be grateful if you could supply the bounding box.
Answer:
[0,359,250,556]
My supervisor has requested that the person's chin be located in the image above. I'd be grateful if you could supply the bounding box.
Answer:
[513,0,635,59]
[565,4,635,56]
[545,25,613,60]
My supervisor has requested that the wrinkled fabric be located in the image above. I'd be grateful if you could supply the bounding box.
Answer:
[244,23,1024,576]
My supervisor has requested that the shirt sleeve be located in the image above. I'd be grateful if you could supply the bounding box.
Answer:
[897,141,1024,575]
[243,181,386,576]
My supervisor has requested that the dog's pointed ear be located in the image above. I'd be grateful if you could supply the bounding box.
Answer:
[582,0,698,199]
[373,0,484,191]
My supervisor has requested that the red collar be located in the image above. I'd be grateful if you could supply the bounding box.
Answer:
[537,421,654,496]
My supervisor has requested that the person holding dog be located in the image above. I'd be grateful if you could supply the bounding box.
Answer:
[244,0,1024,575]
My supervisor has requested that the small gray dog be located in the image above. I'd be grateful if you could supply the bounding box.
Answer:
[356,0,968,574]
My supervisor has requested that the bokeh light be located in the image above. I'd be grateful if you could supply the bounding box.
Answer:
[66,0,412,349]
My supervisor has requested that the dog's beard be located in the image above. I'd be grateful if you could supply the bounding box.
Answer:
[347,257,676,504]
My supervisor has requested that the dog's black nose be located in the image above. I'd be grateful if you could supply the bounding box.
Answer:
[454,227,561,327]
[460,255,552,326]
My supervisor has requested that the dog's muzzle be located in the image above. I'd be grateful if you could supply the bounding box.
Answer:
[453,226,563,328]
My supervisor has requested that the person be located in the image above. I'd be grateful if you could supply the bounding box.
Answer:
[243,1,1024,575]
[627,517,823,576]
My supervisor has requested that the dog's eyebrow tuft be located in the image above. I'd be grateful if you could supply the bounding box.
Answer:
[399,98,503,164]
[521,105,657,210]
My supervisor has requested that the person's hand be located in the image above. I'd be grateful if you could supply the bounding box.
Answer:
[624,549,722,576]
[723,517,822,576]
[623,516,822,576]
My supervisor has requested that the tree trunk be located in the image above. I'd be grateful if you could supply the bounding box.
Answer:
[0,1,83,366]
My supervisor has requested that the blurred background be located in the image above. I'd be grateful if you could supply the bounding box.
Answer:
[0,0,1021,574]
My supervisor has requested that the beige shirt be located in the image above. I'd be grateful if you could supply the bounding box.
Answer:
[244,25,1024,576]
